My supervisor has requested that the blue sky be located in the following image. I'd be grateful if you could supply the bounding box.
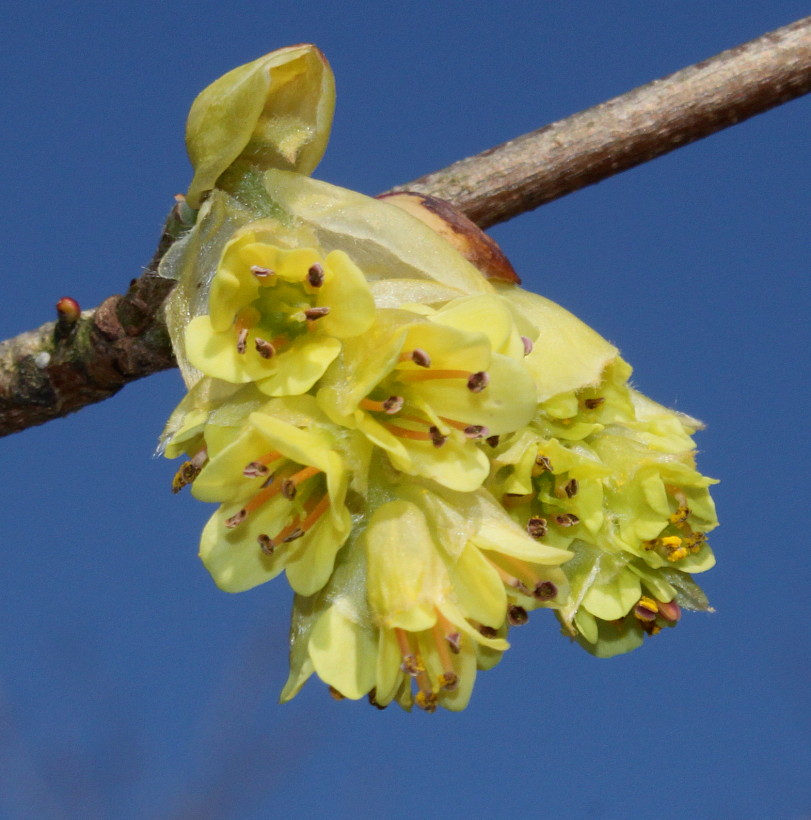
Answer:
[1,3,809,818]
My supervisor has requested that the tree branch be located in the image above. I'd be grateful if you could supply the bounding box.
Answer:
[1,15,809,438]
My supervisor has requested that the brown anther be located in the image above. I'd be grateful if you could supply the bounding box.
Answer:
[329,686,346,701]
[429,426,447,448]
[410,348,432,367]
[486,435,501,448]
[251,265,274,279]
[225,509,248,529]
[243,461,270,478]
[555,513,579,527]
[254,338,276,359]
[584,397,605,409]
[172,461,201,494]
[535,454,553,471]
[463,425,489,439]
[257,534,275,555]
[55,297,81,322]
[534,581,558,602]
[508,605,529,626]
[282,528,305,544]
[565,478,579,498]
[467,371,489,392]
[400,654,423,676]
[445,632,462,654]
[478,625,498,639]
[281,479,297,500]
[415,691,438,713]
[438,672,459,691]
[236,327,249,354]
[526,517,548,539]
[657,600,682,622]
[307,263,325,287]
[304,306,330,320]
[368,690,387,710]
[382,395,404,414]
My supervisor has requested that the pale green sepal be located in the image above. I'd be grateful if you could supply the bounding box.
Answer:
[573,616,645,658]
[186,45,335,208]
[263,168,495,294]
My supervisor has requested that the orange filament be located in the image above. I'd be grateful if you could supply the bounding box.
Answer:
[397,369,471,383]
[383,423,435,441]
[489,561,532,596]
[288,465,320,487]
[242,480,285,516]
[432,621,458,688]
[436,610,462,653]
[493,554,542,590]
[300,494,330,532]
[255,450,282,467]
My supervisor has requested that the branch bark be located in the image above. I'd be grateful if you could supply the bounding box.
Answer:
[1,16,809,438]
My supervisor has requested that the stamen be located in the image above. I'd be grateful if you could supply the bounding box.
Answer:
[281,465,321,500]
[429,426,447,448]
[466,371,489,392]
[236,327,249,354]
[436,611,462,654]
[225,509,248,529]
[521,336,534,356]
[478,624,498,639]
[360,396,404,415]
[383,423,435,442]
[368,689,388,710]
[486,435,500,448]
[395,629,423,676]
[307,263,325,287]
[526,517,548,539]
[432,620,459,691]
[490,562,532,596]
[243,450,282,478]
[399,349,432,367]
[304,306,330,321]
[555,513,579,527]
[415,689,438,713]
[254,337,276,359]
[257,534,275,556]
[535,454,553,472]
[669,505,691,526]
[171,449,207,493]
[534,581,558,601]
[584,397,605,409]
[251,265,274,279]
[508,605,529,626]
[329,686,346,701]
[634,596,659,622]
[502,493,533,508]
[463,424,489,439]
[564,478,579,498]
[657,599,682,622]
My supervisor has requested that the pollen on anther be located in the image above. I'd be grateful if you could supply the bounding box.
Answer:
[307,263,325,287]
[467,371,489,392]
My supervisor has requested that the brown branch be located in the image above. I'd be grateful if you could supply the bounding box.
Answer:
[1,16,809,438]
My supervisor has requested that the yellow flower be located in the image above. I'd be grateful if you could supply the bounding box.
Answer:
[184,220,376,396]
[318,295,537,492]
[192,400,358,596]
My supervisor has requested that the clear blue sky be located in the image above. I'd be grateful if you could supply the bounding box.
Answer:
[1,3,809,818]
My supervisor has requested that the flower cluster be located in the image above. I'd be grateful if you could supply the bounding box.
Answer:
[160,46,718,712]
